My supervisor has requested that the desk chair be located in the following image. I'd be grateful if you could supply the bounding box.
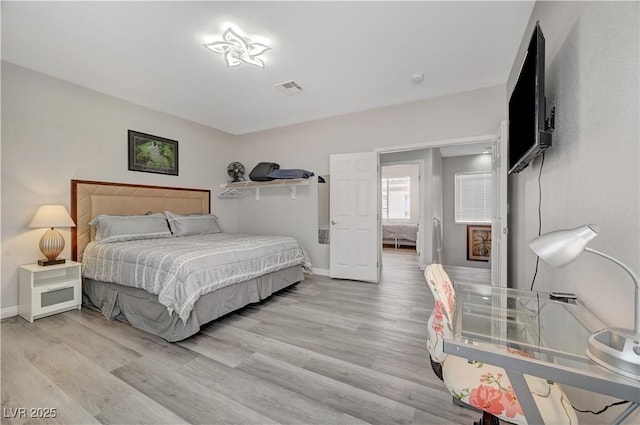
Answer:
[425,264,578,425]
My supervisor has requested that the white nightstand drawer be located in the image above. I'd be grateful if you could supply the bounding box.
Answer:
[19,261,82,322]
[32,280,81,318]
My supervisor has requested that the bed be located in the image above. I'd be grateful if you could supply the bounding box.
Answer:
[382,222,418,249]
[71,180,310,341]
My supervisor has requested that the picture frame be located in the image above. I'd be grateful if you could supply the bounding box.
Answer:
[467,225,491,262]
[128,130,178,176]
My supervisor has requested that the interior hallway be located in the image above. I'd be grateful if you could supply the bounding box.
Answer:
[382,248,491,286]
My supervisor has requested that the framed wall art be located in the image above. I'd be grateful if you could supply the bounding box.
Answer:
[467,224,491,262]
[128,130,178,176]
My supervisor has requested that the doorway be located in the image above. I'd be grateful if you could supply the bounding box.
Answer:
[381,163,421,249]
[327,126,508,286]
[377,134,503,286]
[381,162,422,270]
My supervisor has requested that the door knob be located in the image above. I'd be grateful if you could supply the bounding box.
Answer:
[331,220,336,225]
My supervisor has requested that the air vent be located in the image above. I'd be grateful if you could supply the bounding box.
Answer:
[275,80,304,95]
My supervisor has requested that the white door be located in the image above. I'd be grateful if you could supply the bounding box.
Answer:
[491,120,508,287]
[329,152,379,282]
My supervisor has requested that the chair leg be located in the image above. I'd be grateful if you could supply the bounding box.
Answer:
[429,355,443,381]
[473,411,500,425]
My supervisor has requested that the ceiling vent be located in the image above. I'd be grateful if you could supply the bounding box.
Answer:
[275,80,304,95]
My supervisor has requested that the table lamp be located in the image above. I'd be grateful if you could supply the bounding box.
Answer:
[529,224,640,379]
[29,205,76,266]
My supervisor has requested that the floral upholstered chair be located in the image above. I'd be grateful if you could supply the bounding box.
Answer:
[425,264,578,425]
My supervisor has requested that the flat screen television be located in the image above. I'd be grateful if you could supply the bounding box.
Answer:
[508,22,552,174]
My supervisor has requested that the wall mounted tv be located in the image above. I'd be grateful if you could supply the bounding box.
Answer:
[508,21,552,174]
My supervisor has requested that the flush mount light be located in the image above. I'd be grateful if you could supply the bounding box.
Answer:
[203,27,270,68]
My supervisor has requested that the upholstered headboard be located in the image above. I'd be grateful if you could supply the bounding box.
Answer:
[71,180,210,261]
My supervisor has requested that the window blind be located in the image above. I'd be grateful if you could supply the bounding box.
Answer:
[455,172,492,223]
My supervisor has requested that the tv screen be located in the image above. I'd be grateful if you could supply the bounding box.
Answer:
[508,22,552,174]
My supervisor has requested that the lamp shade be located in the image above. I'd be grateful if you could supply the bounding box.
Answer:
[529,224,599,267]
[29,205,75,229]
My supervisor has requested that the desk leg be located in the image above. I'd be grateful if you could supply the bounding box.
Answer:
[504,369,545,424]
[612,402,639,425]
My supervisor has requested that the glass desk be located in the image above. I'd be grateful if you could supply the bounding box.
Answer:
[443,283,640,425]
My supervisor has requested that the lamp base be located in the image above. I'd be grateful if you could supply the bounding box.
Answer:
[586,328,640,380]
[38,258,66,267]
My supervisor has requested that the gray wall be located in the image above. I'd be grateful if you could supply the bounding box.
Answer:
[506,2,638,422]
[1,62,238,313]
[442,154,492,269]
[234,86,505,272]
[508,0,639,331]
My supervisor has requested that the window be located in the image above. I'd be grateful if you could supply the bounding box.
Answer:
[382,176,411,220]
[455,172,492,223]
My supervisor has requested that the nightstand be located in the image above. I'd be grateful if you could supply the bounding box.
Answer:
[18,261,82,322]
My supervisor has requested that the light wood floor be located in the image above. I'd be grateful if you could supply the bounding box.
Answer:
[381,246,491,285]
[1,252,479,425]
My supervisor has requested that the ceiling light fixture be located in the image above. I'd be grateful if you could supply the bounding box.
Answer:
[203,27,270,68]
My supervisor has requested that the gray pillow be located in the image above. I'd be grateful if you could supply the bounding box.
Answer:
[89,213,172,243]
[164,211,222,236]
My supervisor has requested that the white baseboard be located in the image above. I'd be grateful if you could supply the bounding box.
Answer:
[312,268,330,276]
[1,305,19,319]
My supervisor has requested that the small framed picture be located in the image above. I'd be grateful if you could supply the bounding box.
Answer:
[128,130,178,176]
[467,225,491,262]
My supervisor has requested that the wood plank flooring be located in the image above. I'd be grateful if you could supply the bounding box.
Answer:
[1,252,480,425]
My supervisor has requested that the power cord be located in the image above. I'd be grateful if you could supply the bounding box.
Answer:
[530,152,546,291]
[573,400,629,415]
[530,256,541,291]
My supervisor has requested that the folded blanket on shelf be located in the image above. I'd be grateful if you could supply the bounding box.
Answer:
[267,169,315,179]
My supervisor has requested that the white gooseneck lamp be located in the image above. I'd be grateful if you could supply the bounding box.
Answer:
[529,224,640,379]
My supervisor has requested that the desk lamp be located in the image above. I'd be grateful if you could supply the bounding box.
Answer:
[29,205,76,266]
[529,224,640,379]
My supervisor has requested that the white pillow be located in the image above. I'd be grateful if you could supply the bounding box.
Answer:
[164,211,222,236]
[90,213,172,243]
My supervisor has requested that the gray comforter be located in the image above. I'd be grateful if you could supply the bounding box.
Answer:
[82,233,311,322]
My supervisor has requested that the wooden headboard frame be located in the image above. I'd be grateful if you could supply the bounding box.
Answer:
[71,180,211,262]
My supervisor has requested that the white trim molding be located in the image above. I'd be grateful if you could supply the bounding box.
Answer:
[1,305,19,319]
[374,133,497,154]
[312,268,330,276]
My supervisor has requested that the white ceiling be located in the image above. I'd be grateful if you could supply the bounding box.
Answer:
[1,1,534,135]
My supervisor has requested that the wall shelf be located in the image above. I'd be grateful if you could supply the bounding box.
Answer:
[219,179,310,200]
